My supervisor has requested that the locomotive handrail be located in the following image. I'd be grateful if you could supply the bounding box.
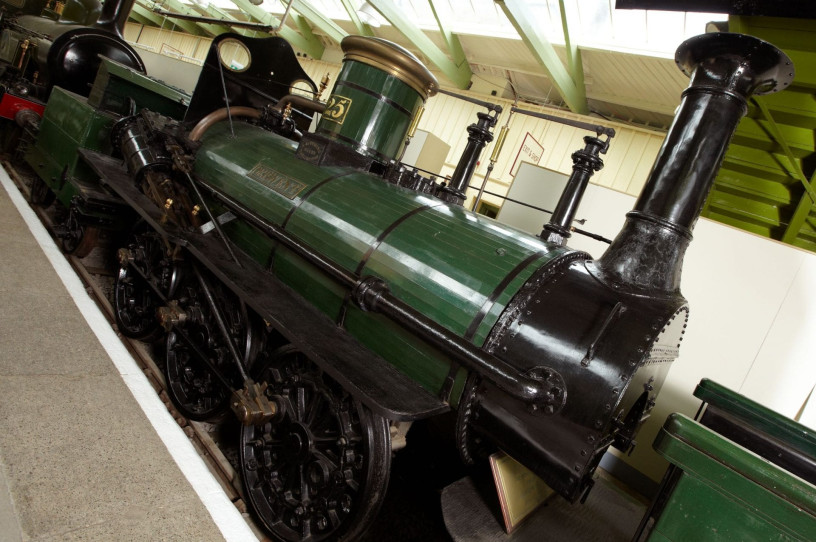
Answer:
[510,106,616,138]
[436,88,503,114]
[194,178,565,407]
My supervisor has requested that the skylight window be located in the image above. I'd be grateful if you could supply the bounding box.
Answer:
[171,0,725,58]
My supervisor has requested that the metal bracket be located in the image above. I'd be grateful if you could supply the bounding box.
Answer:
[198,211,236,234]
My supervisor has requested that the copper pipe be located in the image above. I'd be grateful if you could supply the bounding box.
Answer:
[188,106,262,142]
[271,94,326,115]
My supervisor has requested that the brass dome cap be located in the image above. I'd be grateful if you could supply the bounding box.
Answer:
[341,35,438,100]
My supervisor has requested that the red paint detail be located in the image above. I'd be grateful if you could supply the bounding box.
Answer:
[0,92,45,121]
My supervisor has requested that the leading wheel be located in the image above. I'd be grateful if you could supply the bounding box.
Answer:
[240,345,391,542]
[60,209,99,258]
[28,177,55,206]
[113,226,167,340]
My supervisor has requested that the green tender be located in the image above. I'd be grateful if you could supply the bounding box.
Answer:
[649,413,816,541]
[25,87,117,208]
[694,378,816,458]
[195,121,570,406]
[87,57,190,120]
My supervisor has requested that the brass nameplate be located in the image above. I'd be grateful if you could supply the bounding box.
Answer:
[247,164,307,200]
[323,94,352,125]
[489,451,555,533]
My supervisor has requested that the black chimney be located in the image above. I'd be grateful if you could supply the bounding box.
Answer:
[593,33,793,293]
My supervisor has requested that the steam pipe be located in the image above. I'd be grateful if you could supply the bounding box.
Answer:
[595,33,793,293]
[511,106,615,138]
[189,106,262,142]
[271,94,326,114]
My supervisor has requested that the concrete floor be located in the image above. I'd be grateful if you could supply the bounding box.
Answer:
[0,171,252,541]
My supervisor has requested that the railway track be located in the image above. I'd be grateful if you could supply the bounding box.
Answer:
[4,159,271,541]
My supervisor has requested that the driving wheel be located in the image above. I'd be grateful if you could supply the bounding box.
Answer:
[240,344,391,541]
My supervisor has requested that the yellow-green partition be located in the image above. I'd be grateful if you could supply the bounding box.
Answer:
[701,16,816,252]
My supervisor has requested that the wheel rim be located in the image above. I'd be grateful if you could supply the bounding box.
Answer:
[28,177,55,206]
[165,331,230,420]
[241,345,390,542]
[113,266,161,339]
[164,268,250,421]
[60,210,98,258]
[113,226,171,340]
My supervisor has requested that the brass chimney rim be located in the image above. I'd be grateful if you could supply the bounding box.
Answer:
[341,35,439,100]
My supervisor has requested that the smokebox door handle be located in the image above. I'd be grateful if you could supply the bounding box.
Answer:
[581,302,627,367]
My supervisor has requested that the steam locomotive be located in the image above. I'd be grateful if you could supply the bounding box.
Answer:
[5,7,794,540]
[0,0,147,254]
[0,0,143,110]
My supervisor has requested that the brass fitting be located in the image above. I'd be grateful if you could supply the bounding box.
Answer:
[231,382,279,425]
[317,73,330,100]
[407,106,424,139]
[164,198,174,210]
[117,248,134,266]
[157,301,188,331]
[191,204,201,216]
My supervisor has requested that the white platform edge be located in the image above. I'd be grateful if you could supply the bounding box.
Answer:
[0,166,258,542]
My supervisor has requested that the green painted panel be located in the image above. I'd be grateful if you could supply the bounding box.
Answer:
[195,120,572,403]
[273,248,348,319]
[702,16,816,253]
[283,174,428,273]
[343,307,451,395]
[88,57,190,119]
[650,413,816,541]
[316,61,423,161]
[24,87,116,206]
[694,379,816,456]
[194,122,343,226]
[361,205,565,336]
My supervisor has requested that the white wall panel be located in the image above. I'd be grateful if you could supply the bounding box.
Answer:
[739,255,816,417]
[398,88,667,210]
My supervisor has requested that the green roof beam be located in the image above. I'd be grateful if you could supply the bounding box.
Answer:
[559,0,583,86]
[128,10,155,26]
[289,0,347,44]
[229,0,324,58]
[139,4,204,35]
[291,12,320,55]
[132,2,173,28]
[338,0,374,36]
[152,0,220,37]
[193,4,254,36]
[495,0,588,114]
[366,0,471,89]
[427,0,468,74]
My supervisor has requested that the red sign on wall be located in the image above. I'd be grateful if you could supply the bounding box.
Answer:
[510,132,544,177]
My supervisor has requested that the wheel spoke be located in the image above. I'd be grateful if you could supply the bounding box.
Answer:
[295,386,307,421]
[239,345,392,541]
